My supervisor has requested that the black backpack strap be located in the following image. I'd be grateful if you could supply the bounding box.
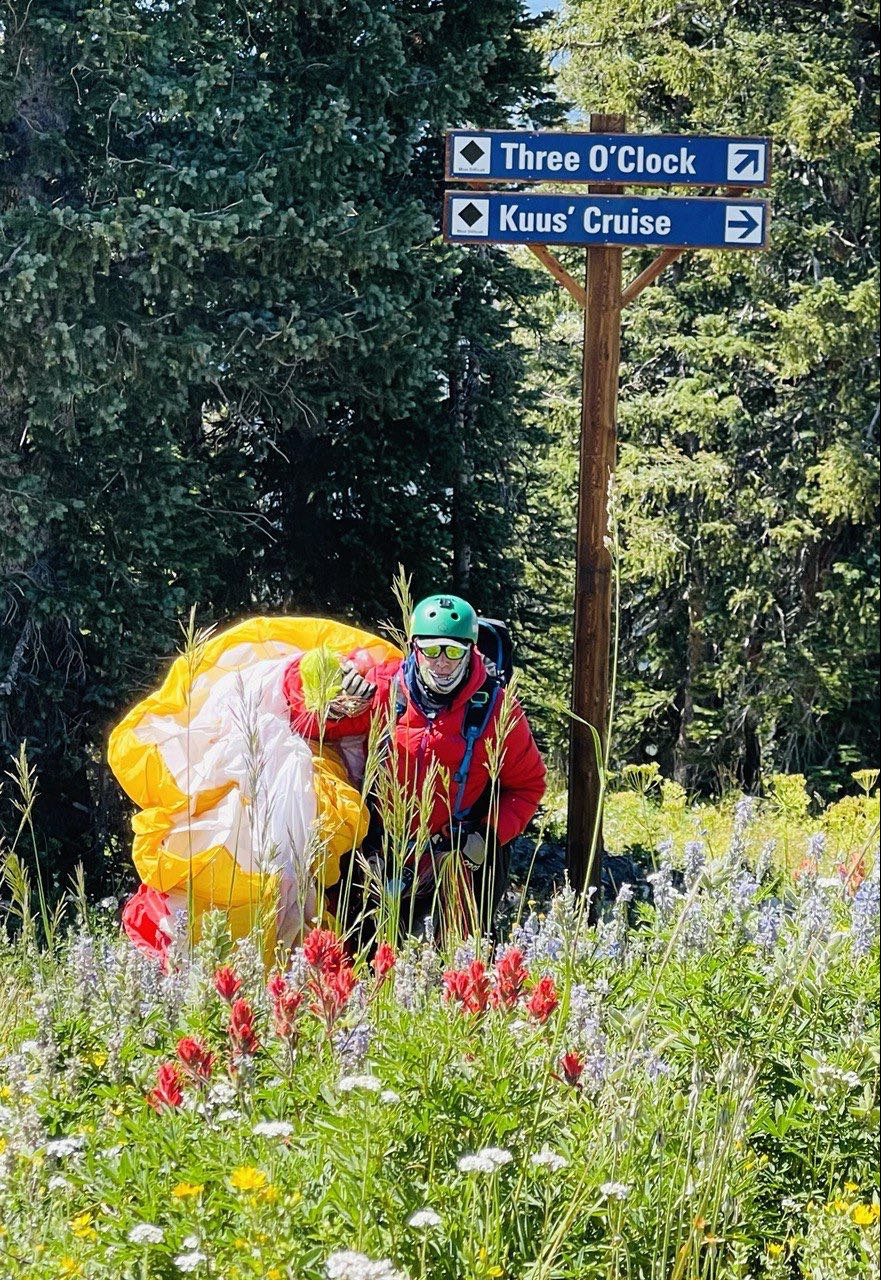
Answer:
[452,676,501,822]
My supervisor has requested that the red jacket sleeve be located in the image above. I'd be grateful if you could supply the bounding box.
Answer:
[491,700,547,845]
[283,654,400,741]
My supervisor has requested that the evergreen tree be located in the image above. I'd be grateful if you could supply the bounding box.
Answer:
[521,0,879,793]
[0,0,553,882]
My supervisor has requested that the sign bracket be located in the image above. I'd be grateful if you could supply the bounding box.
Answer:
[526,245,586,308]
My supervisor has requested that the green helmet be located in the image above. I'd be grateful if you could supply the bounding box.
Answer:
[410,594,479,644]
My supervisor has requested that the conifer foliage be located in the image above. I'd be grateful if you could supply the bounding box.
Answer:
[0,0,553,880]
[523,0,879,792]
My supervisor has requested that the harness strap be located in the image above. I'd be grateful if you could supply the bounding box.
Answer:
[452,677,501,822]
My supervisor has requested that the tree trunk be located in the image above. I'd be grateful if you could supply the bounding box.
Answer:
[673,563,705,786]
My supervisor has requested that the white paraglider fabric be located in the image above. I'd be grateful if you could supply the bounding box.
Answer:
[131,652,319,945]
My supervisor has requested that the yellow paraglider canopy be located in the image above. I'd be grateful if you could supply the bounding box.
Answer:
[109,616,401,955]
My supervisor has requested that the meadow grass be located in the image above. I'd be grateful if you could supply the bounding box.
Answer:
[0,749,878,1280]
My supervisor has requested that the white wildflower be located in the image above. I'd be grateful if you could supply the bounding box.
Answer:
[128,1223,165,1245]
[207,1079,237,1106]
[407,1208,442,1229]
[600,1181,631,1200]
[530,1145,568,1171]
[457,1146,513,1174]
[175,1250,208,1272]
[253,1120,294,1139]
[337,1073,383,1094]
[379,1090,401,1105]
[44,1136,86,1159]
[214,1108,241,1123]
[182,1235,200,1249]
[325,1249,409,1280]
[47,1174,72,1192]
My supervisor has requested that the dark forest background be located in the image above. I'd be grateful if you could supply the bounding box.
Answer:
[1,0,877,891]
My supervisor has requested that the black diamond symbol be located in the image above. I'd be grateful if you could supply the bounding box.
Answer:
[457,202,484,228]
[461,139,485,166]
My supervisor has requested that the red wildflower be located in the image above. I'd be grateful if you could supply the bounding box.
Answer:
[559,1050,585,1087]
[490,946,528,1010]
[525,975,559,1024]
[836,855,866,896]
[308,959,357,1033]
[175,1036,214,1082]
[267,971,306,1039]
[266,971,287,1002]
[372,941,397,984]
[302,927,346,976]
[442,959,491,1015]
[228,998,259,1056]
[213,966,242,1002]
[794,856,818,883]
[146,1061,184,1110]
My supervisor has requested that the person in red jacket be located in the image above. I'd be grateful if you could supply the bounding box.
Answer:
[283,594,546,937]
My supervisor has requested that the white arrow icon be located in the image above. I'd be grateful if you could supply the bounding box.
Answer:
[450,197,489,237]
[452,135,491,176]
[724,204,764,245]
[726,143,766,182]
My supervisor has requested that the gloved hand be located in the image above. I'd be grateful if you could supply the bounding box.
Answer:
[460,831,487,869]
[434,825,487,870]
[327,660,378,719]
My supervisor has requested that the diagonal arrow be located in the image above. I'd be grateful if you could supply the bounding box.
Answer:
[728,208,761,238]
[731,146,762,176]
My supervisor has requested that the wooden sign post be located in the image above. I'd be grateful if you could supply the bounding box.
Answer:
[443,120,770,916]
[568,112,624,910]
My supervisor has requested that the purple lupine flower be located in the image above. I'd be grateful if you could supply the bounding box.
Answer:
[851,878,880,957]
[754,899,783,950]
[644,1051,672,1083]
[647,865,679,919]
[755,840,777,883]
[334,1021,372,1068]
[806,832,827,862]
[733,796,758,829]
[683,840,706,887]
[732,872,758,911]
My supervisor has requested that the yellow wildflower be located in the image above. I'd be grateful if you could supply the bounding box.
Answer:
[0,1085,11,1100]
[60,1259,83,1276]
[234,1238,250,1250]
[832,1198,849,1214]
[172,1181,204,1199]
[90,1052,107,1068]
[0,1137,6,1155]
[844,1181,859,1193]
[230,1166,267,1192]
[259,1184,279,1204]
[853,1204,880,1226]
[70,1212,97,1240]
[268,1270,282,1280]
[767,1242,784,1257]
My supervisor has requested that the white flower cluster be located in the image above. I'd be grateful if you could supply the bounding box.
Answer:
[128,1223,164,1245]
[530,1145,568,1172]
[337,1073,383,1094]
[175,1249,208,1272]
[325,1249,409,1280]
[599,1181,631,1200]
[43,1135,86,1159]
[457,1146,513,1174]
[407,1208,442,1229]
[253,1119,294,1139]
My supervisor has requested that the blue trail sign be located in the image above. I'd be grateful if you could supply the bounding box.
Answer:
[446,130,771,188]
[444,191,769,250]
